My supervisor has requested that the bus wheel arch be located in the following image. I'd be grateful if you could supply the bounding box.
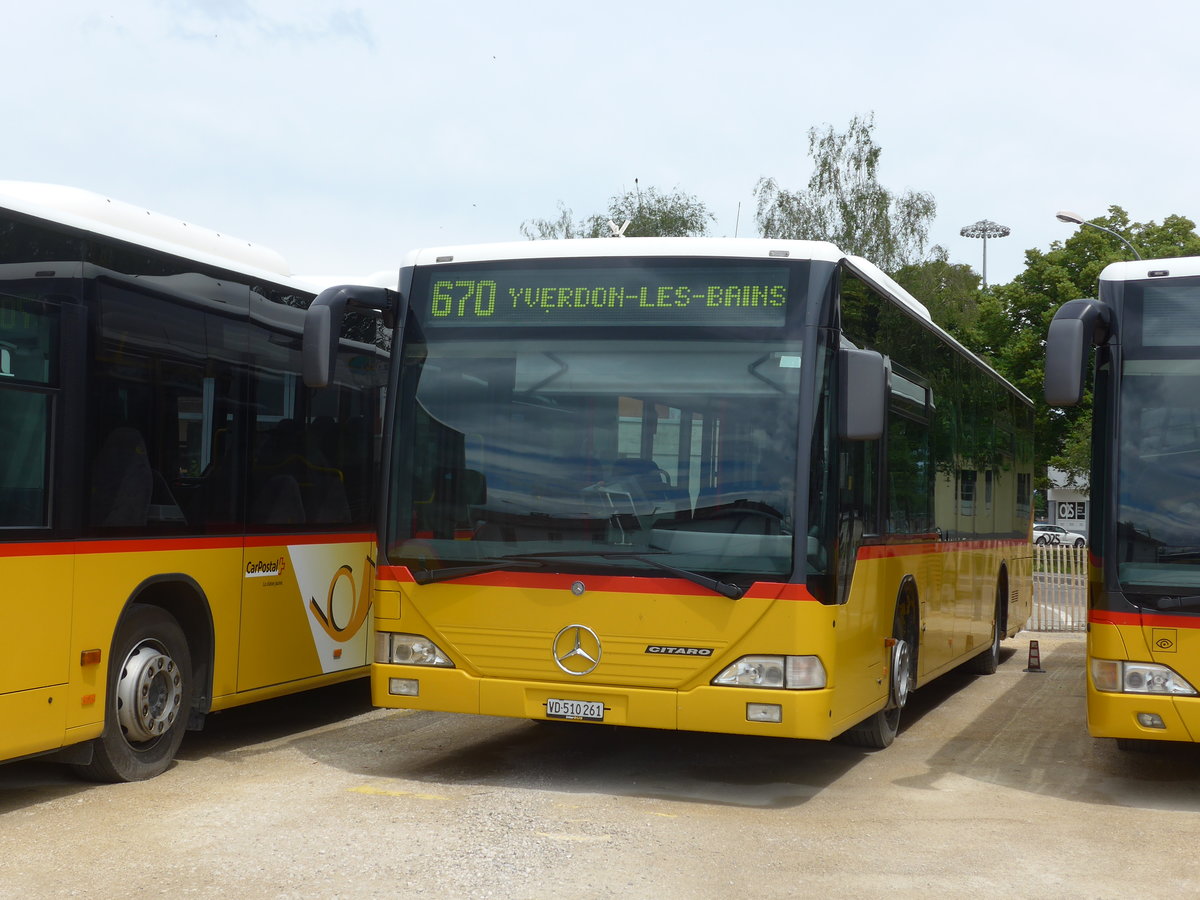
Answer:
[838,579,920,750]
[75,577,213,782]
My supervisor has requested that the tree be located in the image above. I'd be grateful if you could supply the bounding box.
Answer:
[976,207,1200,485]
[892,249,983,346]
[753,113,936,272]
[521,183,714,240]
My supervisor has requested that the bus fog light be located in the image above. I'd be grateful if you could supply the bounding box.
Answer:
[1137,712,1166,729]
[747,703,782,723]
[389,678,419,696]
[382,633,455,667]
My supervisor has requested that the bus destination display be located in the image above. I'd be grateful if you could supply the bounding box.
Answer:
[420,264,790,327]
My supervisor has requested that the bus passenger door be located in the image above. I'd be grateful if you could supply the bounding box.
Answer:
[237,537,374,690]
[236,371,374,691]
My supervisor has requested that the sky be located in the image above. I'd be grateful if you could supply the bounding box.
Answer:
[6,0,1197,287]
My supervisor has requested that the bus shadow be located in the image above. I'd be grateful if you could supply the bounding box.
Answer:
[311,663,993,810]
[174,678,375,763]
[895,639,1200,810]
[0,759,94,812]
[0,678,375,813]
[360,719,867,809]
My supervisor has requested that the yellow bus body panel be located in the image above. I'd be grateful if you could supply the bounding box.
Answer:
[1,535,374,764]
[373,539,1029,741]
[1088,619,1200,743]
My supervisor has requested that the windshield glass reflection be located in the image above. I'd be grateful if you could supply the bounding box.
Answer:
[390,338,803,581]
[1117,358,1200,590]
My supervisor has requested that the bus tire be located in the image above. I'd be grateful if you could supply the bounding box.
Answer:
[839,598,916,750]
[965,579,1003,675]
[75,604,193,783]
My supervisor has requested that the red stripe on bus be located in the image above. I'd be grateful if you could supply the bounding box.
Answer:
[0,533,375,558]
[1091,609,1200,629]
[377,565,818,601]
[857,538,1029,560]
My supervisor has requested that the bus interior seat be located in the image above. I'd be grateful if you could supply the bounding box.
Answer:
[90,426,154,527]
[251,473,306,525]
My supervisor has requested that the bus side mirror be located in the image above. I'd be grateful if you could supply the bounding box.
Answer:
[1044,298,1111,408]
[839,348,886,441]
[302,285,397,388]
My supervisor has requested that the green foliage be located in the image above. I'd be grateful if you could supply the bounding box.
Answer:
[521,184,714,240]
[892,250,983,347]
[753,113,936,272]
[978,207,1200,485]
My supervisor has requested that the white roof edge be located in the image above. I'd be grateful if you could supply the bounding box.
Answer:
[393,237,1031,405]
[400,236,846,268]
[1101,255,1200,281]
[842,255,1030,404]
[0,181,298,285]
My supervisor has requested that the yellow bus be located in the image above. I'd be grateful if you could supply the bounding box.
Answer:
[0,184,386,781]
[305,239,1033,748]
[1046,256,1200,748]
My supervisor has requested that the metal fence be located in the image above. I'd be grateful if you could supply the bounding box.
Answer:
[1027,543,1088,632]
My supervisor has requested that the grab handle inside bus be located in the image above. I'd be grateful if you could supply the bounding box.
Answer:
[838,347,886,441]
[1044,297,1112,408]
[302,284,397,387]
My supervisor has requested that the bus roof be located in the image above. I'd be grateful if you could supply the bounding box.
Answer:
[401,237,934,323]
[0,181,298,284]
[401,236,1030,404]
[1101,256,1200,282]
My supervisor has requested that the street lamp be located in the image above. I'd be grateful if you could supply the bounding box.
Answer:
[1055,210,1142,260]
[960,219,1011,289]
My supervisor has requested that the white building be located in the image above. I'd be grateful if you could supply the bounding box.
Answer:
[1046,467,1089,535]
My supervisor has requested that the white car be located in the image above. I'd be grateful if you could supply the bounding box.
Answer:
[1033,523,1086,547]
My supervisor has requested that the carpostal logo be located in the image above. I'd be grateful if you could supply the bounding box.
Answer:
[245,556,287,578]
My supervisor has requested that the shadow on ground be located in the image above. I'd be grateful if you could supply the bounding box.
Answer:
[896,638,1200,810]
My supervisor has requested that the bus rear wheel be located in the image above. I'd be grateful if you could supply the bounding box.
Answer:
[965,580,1003,675]
[75,604,193,783]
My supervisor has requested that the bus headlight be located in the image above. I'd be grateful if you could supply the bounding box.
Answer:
[376,632,455,667]
[1091,659,1197,695]
[712,655,826,690]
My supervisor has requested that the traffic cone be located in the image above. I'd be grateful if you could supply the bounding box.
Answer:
[1023,639,1045,673]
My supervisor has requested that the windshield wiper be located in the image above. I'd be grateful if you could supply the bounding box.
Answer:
[618,553,745,600]
[411,558,544,585]
[1151,594,1200,612]
[505,549,745,600]
[411,549,745,599]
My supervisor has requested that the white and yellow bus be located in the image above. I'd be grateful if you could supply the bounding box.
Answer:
[0,184,386,781]
[305,238,1033,748]
[1047,256,1200,748]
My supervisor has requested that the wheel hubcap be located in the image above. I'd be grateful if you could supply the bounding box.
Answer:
[115,641,183,744]
[889,639,911,710]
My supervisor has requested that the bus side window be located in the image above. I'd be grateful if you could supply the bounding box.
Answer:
[0,296,56,528]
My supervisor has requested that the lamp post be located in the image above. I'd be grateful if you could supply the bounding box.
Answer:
[1055,210,1142,260]
[960,219,1011,289]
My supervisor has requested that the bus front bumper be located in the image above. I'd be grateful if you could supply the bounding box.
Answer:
[1087,684,1200,743]
[372,663,847,741]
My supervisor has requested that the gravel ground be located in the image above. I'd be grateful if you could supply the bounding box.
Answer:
[4,633,1200,899]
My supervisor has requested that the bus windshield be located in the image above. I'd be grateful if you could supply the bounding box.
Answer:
[387,258,812,583]
[1117,357,1200,591]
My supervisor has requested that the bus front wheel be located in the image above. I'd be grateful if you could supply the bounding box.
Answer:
[839,601,916,750]
[75,604,193,783]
